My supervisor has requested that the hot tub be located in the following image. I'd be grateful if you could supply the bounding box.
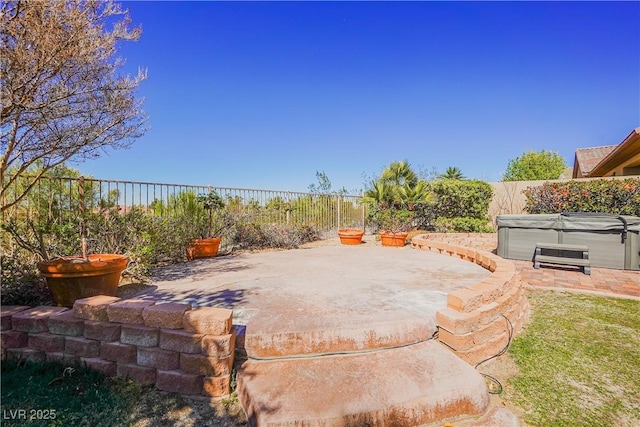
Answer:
[497,212,640,270]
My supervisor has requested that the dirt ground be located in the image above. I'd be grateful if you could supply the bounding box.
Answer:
[476,351,528,423]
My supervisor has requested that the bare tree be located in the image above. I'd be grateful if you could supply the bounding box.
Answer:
[0,0,148,212]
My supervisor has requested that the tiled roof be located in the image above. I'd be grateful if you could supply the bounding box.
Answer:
[574,145,617,176]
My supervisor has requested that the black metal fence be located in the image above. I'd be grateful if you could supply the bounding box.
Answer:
[1,175,365,241]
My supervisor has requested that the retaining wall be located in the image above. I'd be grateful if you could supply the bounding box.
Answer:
[412,235,530,365]
[0,296,235,398]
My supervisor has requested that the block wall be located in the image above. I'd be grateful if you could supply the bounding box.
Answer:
[411,235,530,365]
[1,296,235,398]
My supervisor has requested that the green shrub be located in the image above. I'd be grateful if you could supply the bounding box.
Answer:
[524,178,640,216]
[433,217,494,233]
[415,180,493,229]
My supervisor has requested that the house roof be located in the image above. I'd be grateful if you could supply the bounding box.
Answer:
[573,145,617,177]
[589,127,640,177]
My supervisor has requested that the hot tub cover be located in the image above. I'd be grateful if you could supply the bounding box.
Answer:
[497,212,640,232]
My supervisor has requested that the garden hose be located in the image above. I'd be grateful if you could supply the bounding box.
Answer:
[474,314,514,394]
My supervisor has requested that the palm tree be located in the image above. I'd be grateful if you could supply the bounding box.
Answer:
[438,166,466,180]
[361,180,394,208]
[381,160,418,188]
[398,181,433,210]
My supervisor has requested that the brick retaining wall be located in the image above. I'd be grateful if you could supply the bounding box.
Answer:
[411,235,530,365]
[0,296,235,398]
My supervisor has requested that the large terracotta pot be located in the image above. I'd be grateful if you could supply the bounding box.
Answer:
[337,228,365,245]
[187,237,221,260]
[379,231,409,247]
[37,254,129,307]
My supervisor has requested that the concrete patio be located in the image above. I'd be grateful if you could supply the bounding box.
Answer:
[142,238,523,425]
[137,233,637,425]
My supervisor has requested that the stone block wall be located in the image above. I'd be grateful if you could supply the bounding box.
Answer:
[0,296,235,398]
[411,235,530,365]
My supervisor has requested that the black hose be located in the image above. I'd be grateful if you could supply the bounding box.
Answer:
[475,314,514,395]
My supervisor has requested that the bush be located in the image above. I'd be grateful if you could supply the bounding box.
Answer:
[0,256,52,306]
[231,223,319,250]
[368,208,415,233]
[433,217,494,233]
[415,180,493,229]
[524,178,640,216]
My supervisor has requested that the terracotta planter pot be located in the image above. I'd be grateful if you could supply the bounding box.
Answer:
[337,228,365,245]
[379,231,409,247]
[37,254,129,307]
[187,237,221,260]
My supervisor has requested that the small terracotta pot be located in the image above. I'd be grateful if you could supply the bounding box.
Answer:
[187,237,222,260]
[338,228,365,245]
[379,231,409,247]
[37,254,129,307]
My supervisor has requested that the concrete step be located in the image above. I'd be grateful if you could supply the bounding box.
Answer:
[244,310,437,358]
[237,340,490,426]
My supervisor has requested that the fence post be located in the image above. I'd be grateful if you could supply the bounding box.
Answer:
[361,192,366,231]
[337,195,341,230]
[286,191,291,224]
[78,176,85,238]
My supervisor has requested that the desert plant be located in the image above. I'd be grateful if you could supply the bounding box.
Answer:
[1,165,105,261]
[437,166,466,180]
[0,256,52,306]
[371,208,415,233]
[197,190,228,238]
[230,222,319,249]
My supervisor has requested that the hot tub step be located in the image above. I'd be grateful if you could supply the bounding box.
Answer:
[534,242,591,275]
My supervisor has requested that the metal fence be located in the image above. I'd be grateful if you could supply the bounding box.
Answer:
[1,175,365,239]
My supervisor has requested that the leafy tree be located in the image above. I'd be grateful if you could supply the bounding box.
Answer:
[503,150,567,181]
[0,0,148,212]
[437,166,466,180]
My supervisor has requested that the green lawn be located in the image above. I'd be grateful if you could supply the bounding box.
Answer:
[505,290,640,427]
[1,360,133,426]
[0,360,246,426]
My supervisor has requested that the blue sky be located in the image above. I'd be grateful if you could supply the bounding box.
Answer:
[78,1,639,194]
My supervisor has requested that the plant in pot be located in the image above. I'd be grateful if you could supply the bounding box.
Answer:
[375,208,415,247]
[186,190,233,260]
[337,226,365,245]
[360,161,434,247]
[1,172,129,307]
[36,238,129,307]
